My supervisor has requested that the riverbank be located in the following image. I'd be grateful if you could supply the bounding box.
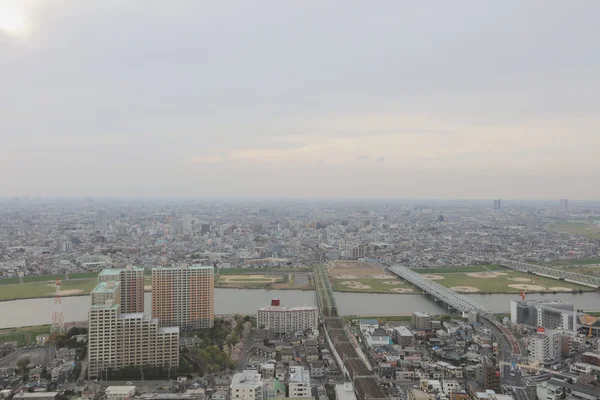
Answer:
[2,289,600,329]
[1,261,598,302]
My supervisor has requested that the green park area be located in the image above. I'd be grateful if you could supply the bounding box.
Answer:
[217,267,310,275]
[547,221,600,240]
[411,267,592,293]
[216,274,289,289]
[0,325,51,347]
[330,276,415,294]
[0,278,98,301]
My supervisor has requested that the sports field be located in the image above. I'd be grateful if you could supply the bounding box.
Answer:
[411,268,592,293]
[0,278,98,301]
[216,274,286,289]
[331,277,415,293]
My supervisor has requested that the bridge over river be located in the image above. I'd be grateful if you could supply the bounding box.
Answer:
[388,265,524,356]
[304,243,388,400]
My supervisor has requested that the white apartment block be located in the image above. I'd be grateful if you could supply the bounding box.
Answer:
[152,266,215,330]
[230,371,264,400]
[288,366,311,398]
[88,276,179,379]
[257,305,318,334]
[528,331,562,364]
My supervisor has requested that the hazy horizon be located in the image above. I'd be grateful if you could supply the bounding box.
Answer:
[2,1,599,199]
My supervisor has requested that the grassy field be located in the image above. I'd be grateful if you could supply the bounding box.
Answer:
[0,325,51,347]
[412,265,503,274]
[69,271,101,279]
[331,277,414,293]
[547,221,600,240]
[218,267,310,275]
[0,278,98,301]
[216,274,286,289]
[224,277,275,282]
[586,312,600,317]
[405,268,592,293]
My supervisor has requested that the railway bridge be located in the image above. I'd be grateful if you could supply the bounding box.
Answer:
[497,258,600,288]
[388,265,523,355]
[304,243,388,400]
[388,266,486,313]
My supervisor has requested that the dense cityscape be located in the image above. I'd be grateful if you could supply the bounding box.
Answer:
[0,198,599,400]
[2,2,600,400]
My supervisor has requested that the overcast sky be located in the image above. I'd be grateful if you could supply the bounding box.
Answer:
[1,1,599,199]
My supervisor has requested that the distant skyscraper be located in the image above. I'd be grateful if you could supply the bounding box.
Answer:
[182,213,192,234]
[200,223,210,235]
[152,265,215,330]
[560,199,569,213]
[96,209,108,233]
[493,199,502,210]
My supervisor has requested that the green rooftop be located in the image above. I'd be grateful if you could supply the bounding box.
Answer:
[98,268,122,276]
[92,281,120,294]
[98,266,144,277]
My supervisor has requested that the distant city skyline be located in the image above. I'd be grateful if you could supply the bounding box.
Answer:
[1,1,600,199]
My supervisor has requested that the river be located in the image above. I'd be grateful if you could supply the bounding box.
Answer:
[1,289,599,329]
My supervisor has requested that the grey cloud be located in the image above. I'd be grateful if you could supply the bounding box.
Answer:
[0,1,599,198]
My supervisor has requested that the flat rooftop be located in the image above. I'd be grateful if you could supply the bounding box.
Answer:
[106,386,136,393]
[359,319,379,325]
[153,265,214,271]
[259,305,317,312]
[13,393,60,399]
[91,303,119,310]
[92,281,119,294]
[231,371,262,388]
[413,312,430,317]
[98,268,122,276]
[289,366,309,384]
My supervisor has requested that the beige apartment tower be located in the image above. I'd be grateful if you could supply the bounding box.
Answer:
[98,266,144,314]
[152,265,215,330]
[88,274,179,379]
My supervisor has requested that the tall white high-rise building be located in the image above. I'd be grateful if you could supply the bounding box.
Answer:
[97,209,108,234]
[182,213,192,234]
[88,278,179,379]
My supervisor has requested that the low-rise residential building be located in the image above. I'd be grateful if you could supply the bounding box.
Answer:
[358,319,379,334]
[309,361,325,379]
[412,312,432,331]
[335,383,356,400]
[288,366,311,398]
[105,386,136,400]
[230,371,263,400]
[393,326,414,347]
